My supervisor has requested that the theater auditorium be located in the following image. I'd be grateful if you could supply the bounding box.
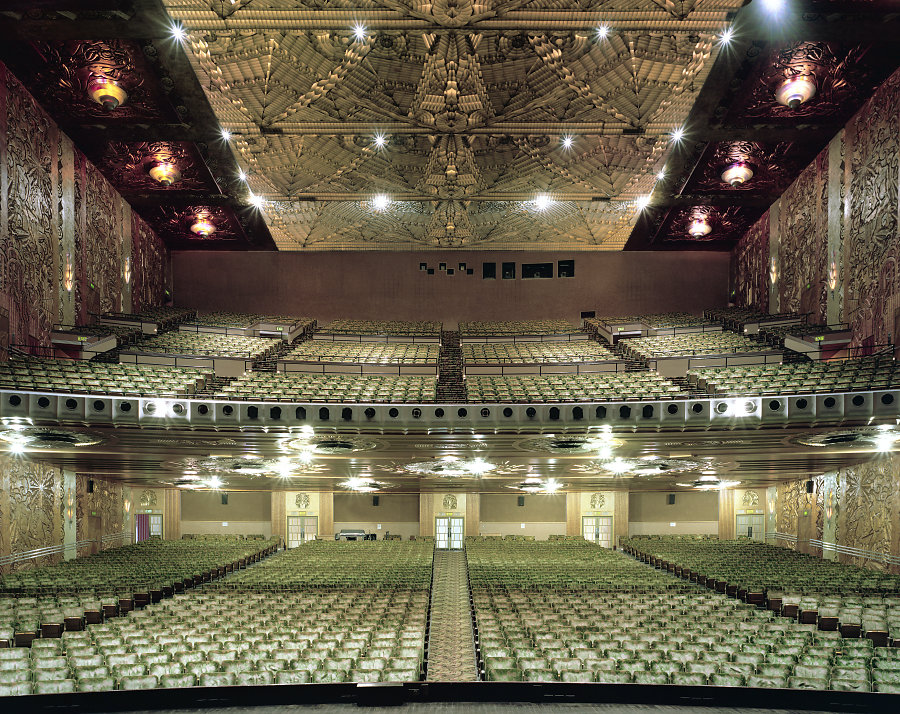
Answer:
[0,0,899,711]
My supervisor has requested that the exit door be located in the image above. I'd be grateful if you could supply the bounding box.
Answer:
[435,517,464,550]
[582,516,613,548]
[736,514,765,541]
[287,516,318,547]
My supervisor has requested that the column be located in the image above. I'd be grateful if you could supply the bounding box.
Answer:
[718,490,735,539]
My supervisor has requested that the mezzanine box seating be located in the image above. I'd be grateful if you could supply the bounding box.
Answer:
[283,342,440,365]
[0,542,430,694]
[465,373,687,402]
[468,539,900,692]
[620,333,775,361]
[591,313,709,329]
[192,312,313,328]
[102,307,196,332]
[703,308,805,333]
[216,372,437,402]
[459,320,578,337]
[0,357,212,397]
[62,323,143,348]
[462,342,615,364]
[133,333,279,360]
[323,320,442,336]
[687,356,900,396]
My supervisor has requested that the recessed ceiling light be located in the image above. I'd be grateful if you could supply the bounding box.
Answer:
[670,127,685,143]
[596,25,609,39]
[760,0,785,14]
[371,194,390,211]
[221,128,232,142]
[238,169,248,182]
[561,135,574,149]
[249,194,265,209]
[171,24,187,42]
[353,24,367,41]
[533,194,553,211]
[373,133,387,148]
[635,195,652,210]
[719,27,734,45]
[656,169,666,181]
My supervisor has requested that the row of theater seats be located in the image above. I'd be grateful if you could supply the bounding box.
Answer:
[134,332,278,360]
[189,312,313,328]
[102,308,196,332]
[216,373,437,402]
[0,358,210,397]
[464,373,688,402]
[0,542,429,694]
[469,540,900,692]
[687,357,900,395]
[592,312,710,328]
[462,342,614,364]
[702,308,803,332]
[323,320,442,336]
[284,342,440,365]
[459,320,577,336]
[620,333,774,360]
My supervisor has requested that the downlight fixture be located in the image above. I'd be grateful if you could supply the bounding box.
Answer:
[721,162,754,187]
[775,75,817,110]
[87,77,127,111]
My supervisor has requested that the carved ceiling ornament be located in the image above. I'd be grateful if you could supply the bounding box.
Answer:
[97,141,212,193]
[147,205,245,242]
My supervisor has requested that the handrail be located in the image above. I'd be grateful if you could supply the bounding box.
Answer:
[0,535,132,567]
[120,346,266,360]
[766,533,900,566]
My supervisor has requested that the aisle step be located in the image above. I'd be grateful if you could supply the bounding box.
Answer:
[426,551,479,681]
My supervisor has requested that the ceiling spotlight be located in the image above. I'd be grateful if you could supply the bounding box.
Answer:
[206,476,224,489]
[8,440,26,454]
[250,193,266,209]
[238,169,248,182]
[760,0,785,13]
[719,27,734,45]
[373,133,387,148]
[221,128,232,142]
[721,162,754,187]
[190,215,216,237]
[561,135,574,149]
[353,24,367,41]
[371,194,390,211]
[87,77,128,111]
[533,194,553,211]
[596,25,609,39]
[775,75,817,110]
[656,169,666,181]
[543,478,563,494]
[171,23,188,42]
[340,476,379,493]
[148,162,181,187]
[605,458,633,475]
[670,127,685,143]
[688,217,712,238]
[634,195,652,211]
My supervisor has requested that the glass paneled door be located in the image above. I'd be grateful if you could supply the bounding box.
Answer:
[736,514,765,541]
[582,516,613,548]
[287,516,318,547]
[135,514,163,543]
[435,517,464,550]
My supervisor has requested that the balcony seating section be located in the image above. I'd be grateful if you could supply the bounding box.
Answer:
[0,357,212,397]
[192,312,315,329]
[465,373,688,402]
[63,324,143,347]
[468,540,900,692]
[462,342,615,364]
[589,313,710,329]
[621,333,775,361]
[687,357,900,396]
[102,307,196,331]
[323,320,442,336]
[133,333,279,360]
[703,308,804,332]
[216,372,436,402]
[284,342,440,365]
[459,321,578,337]
[0,542,427,693]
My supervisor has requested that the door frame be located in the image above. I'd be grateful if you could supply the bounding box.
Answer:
[286,515,319,547]
[581,515,613,548]
[434,516,464,550]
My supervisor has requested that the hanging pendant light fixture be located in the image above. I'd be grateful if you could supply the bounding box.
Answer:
[775,75,817,109]
[721,162,754,187]
[87,77,128,111]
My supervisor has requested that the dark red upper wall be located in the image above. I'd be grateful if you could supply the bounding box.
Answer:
[172,250,729,324]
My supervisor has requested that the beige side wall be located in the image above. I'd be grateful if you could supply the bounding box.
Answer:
[181,491,271,521]
[480,494,566,522]
[479,522,567,540]
[628,491,718,536]
[181,520,272,537]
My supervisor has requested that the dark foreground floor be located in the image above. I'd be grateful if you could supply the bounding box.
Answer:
[116,704,850,714]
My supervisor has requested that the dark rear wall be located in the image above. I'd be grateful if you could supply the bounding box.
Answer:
[172,251,729,324]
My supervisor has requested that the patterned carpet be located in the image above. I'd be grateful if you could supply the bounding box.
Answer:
[426,551,479,681]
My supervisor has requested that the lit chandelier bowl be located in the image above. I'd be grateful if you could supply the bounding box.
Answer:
[190,216,216,237]
[688,218,712,238]
[149,162,182,187]
[506,477,565,494]
[676,475,741,490]
[775,75,817,110]
[404,456,496,478]
[339,477,391,493]
[87,77,128,111]
[721,162,754,187]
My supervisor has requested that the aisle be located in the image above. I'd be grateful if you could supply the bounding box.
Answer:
[426,551,479,681]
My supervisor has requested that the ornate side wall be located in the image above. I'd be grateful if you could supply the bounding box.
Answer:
[731,66,900,347]
[0,61,168,348]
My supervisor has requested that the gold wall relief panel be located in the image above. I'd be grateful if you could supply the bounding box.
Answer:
[835,459,895,571]
[0,455,63,571]
[776,480,802,548]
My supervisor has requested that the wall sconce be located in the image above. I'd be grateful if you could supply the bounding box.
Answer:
[63,252,74,292]
[770,256,778,284]
[828,260,838,292]
[775,75,817,110]
[65,490,75,523]
[87,77,128,111]
[123,256,132,285]
[767,493,776,515]
[124,499,132,514]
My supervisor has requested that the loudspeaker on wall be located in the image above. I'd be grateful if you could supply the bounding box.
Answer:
[87,479,94,494]
[517,496,525,507]
[806,480,814,494]
[667,494,676,505]
[221,493,228,505]
[373,495,380,507]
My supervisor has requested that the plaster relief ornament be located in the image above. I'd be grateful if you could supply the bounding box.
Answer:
[742,490,760,507]
[295,493,311,509]
[442,493,458,510]
[590,493,606,510]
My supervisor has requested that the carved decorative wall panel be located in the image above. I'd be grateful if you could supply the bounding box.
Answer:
[131,212,168,312]
[835,460,895,571]
[777,148,828,324]
[75,474,127,556]
[731,209,770,312]
[775,479,802,549]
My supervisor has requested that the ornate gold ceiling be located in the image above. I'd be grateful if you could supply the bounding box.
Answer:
[162,0,743,250]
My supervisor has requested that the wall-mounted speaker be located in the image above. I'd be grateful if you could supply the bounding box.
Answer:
[87,479,94,494]
[373,495,380,507]
[667,494,676,505]
[221,493,228,505]
[517,496,525,507]
[806,480,814,494]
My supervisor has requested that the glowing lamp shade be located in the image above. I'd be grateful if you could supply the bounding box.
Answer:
[190,216,216,237]
[149,162,182,186]
[688,218,712,238]
[87,77,128,111]
[721,162,754,187]
[775,75,817,110]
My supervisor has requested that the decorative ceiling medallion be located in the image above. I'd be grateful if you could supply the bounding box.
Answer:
[659,206,752,243]
[505,477,565,494]
[339,476,394,493]
[791,427,900,449]
[570,456,711,478]
[144,205,245,242]
[403,456,514,478]
[163,455,330,477]
[283,434,381,454]
[0,427,104,449]
[97,142,214,193]
[515,434,624,454]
